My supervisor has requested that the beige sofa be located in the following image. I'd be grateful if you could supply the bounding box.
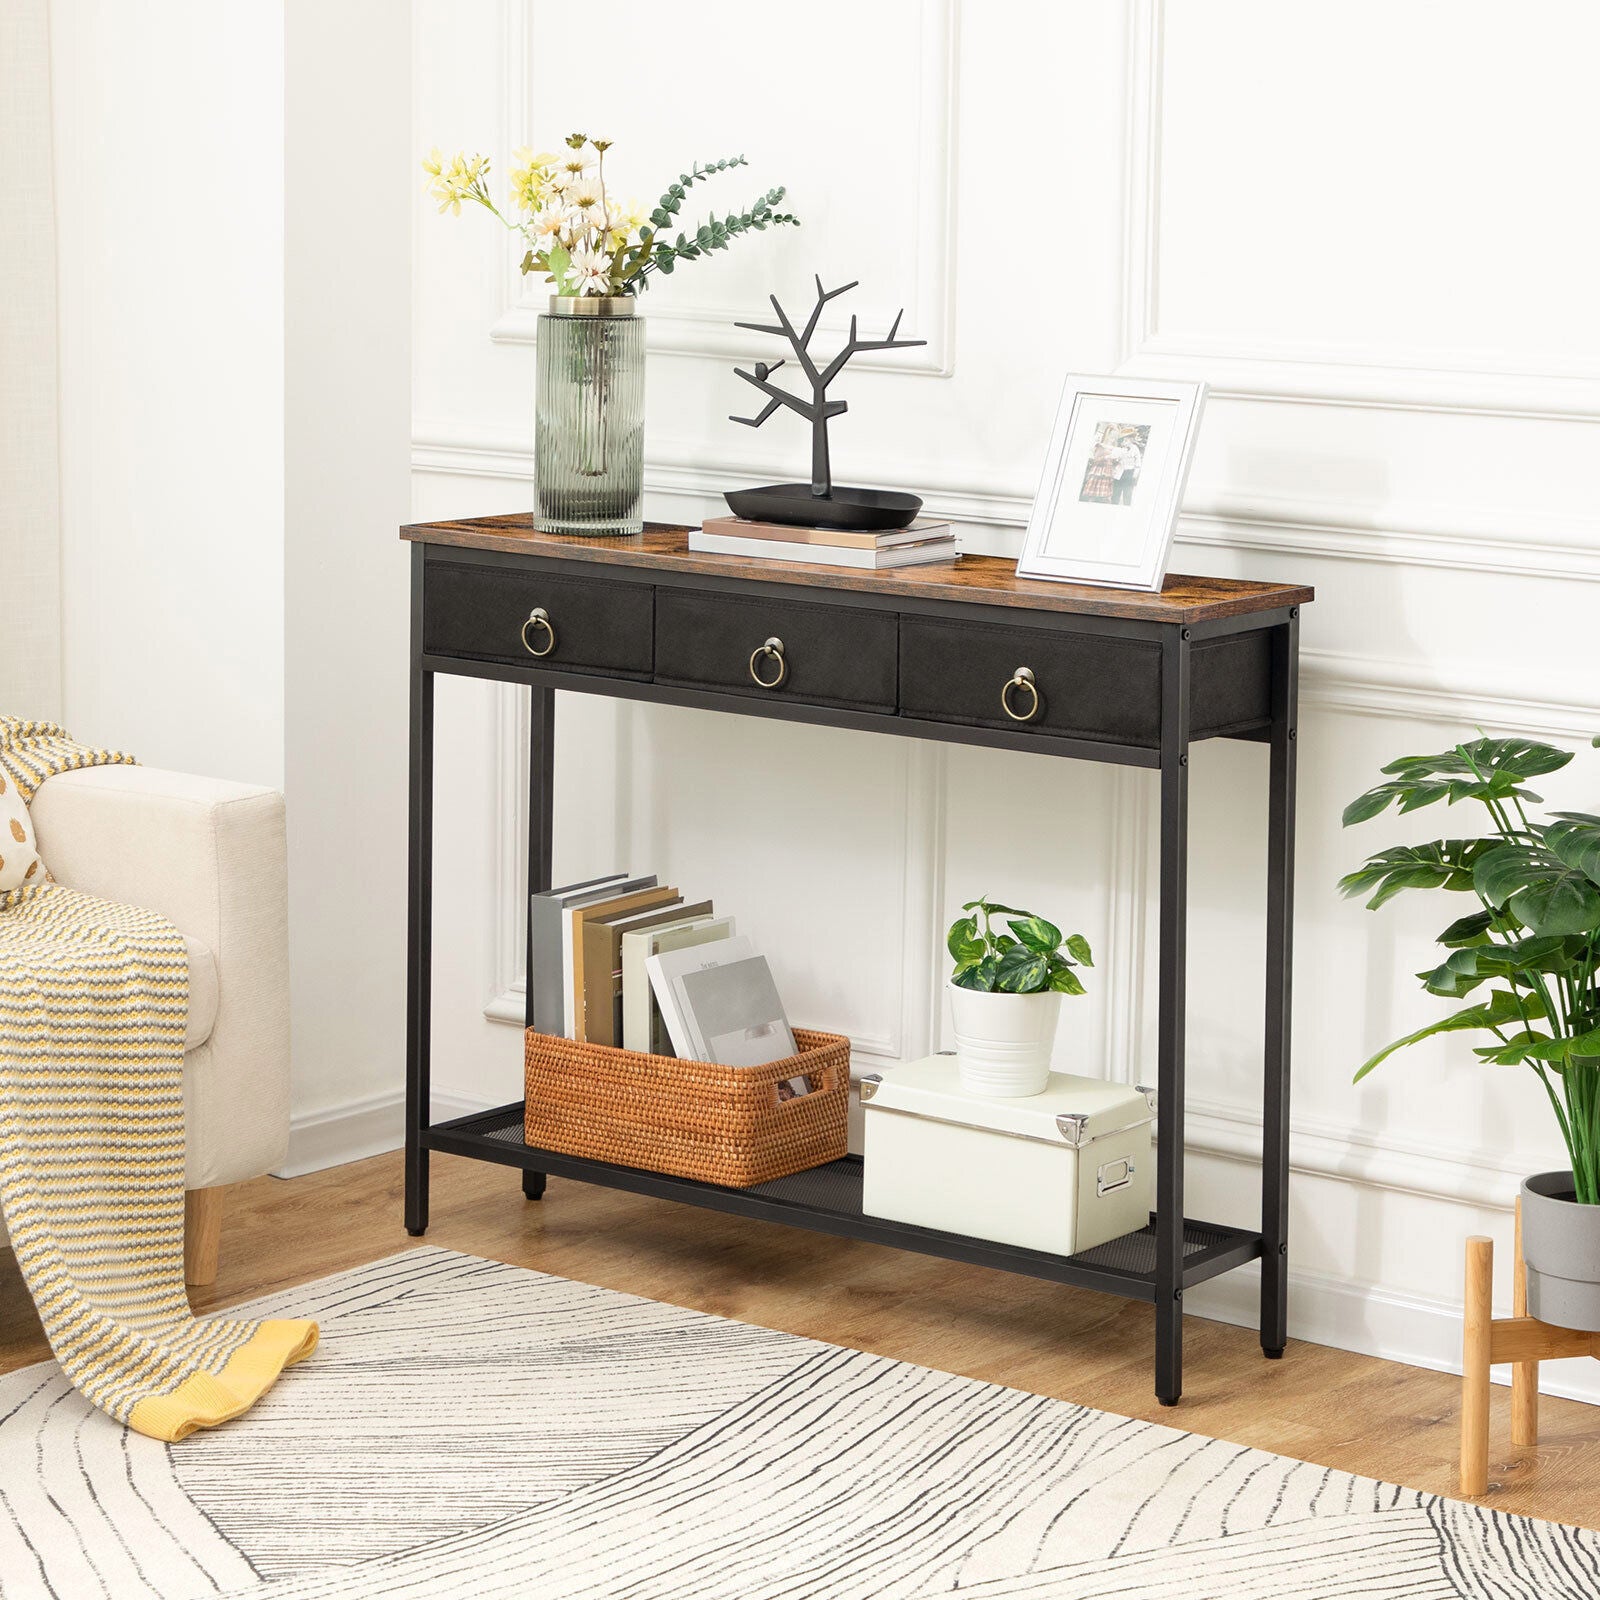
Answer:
[1,764,290,1284]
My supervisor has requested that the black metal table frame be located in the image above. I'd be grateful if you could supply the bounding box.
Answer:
[404,540,1299,1406]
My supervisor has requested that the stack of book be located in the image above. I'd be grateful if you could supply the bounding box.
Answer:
[689,515,959,570]
[528,874,810,1092]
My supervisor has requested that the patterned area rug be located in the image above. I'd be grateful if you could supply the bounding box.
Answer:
[1,1248,1596,1599]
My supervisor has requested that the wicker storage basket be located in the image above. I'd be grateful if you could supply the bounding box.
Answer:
[523,1028,850,1188]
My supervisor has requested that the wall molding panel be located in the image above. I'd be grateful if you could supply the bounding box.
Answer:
[1102,768,1155,1088]
[414,428,1600,586]
[1116,0,1600,422]
[1180,492,1600,585]
[1302,649,1600,741]
[485,0,959,376]
[485,680,532,1026]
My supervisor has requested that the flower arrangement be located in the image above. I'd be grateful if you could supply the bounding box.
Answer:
[423,132,798,298]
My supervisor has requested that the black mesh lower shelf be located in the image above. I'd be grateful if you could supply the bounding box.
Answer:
[429,1101,1262,1299]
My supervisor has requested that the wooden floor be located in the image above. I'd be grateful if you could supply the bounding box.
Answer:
[5,1150,1600,1529]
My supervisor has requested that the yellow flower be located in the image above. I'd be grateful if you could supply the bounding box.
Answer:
[508,156,540,211]
[424,150,491,216]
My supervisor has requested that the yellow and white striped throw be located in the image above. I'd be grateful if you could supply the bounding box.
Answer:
[0,717,316,1440]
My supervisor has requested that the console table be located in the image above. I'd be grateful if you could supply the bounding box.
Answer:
[401,517,1311,1406]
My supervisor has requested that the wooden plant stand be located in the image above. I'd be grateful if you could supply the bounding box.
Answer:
[1461,1196,1600,1495]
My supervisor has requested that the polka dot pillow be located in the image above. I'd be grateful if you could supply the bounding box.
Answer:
[0,768,45,891]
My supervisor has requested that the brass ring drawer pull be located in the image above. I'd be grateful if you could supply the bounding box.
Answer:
[1001,666,1040,722]
[749,636,787,689]
[521,607,555,657]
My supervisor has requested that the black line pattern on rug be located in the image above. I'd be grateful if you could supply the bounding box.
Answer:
[3,1248,1598,1600]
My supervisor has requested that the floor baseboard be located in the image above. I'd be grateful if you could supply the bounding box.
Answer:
[276,1089,492,1178]
[1188,1259,1600,1407]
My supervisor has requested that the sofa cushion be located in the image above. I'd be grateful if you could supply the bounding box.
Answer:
[0,768,45,890]
[185,937,219,1051]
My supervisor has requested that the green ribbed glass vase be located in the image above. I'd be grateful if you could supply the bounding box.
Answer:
[535,296,645,537]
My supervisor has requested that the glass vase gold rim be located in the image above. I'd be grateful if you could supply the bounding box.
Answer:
[546,295,638,317]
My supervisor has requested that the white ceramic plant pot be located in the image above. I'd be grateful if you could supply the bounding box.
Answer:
[948,983,1063,1098]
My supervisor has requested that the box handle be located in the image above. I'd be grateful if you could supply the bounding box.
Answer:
[773,1065,834,1107]
[1097,1157,1135,1197]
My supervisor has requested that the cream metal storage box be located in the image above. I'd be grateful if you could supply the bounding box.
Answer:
[860,1058,1155,1256]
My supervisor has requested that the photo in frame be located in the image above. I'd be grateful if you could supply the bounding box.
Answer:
[1016,375,1206,592]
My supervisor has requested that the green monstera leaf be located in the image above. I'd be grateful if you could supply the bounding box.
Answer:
[1545,812,1600,890]
[1355,988,1541,1082]
[1343,738,1571,826]
[1474,840,1600,937]
[1339,841,1491,909]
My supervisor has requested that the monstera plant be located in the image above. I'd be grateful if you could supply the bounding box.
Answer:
[1342,733,1600,1329]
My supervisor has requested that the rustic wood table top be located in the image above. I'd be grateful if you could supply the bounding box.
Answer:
[402,518,1314,626]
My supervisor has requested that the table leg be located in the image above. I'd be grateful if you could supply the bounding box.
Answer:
[1155,630,1191,1407]
[521,685,555,1202]
[405,550,435,1237]
[1261,612,1298,1356]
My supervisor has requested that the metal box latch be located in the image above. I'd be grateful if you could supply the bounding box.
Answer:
[1097,1157,1135,1196]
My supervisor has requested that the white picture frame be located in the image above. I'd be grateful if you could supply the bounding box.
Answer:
[1016,375,1207,592]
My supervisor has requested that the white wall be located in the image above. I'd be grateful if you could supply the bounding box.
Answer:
[280,0,413,1164]
[1,0,64,721]
[411,0,1600,1397]
[50,0,285,787]
[43,1,416,1165]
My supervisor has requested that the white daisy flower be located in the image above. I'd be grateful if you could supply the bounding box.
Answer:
[563,244,613,295]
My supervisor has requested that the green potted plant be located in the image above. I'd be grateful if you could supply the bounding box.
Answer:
[1342,734,1600,1328]
[946,898,1092,1097]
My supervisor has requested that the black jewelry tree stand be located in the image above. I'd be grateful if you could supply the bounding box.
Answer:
[726,276,927,531]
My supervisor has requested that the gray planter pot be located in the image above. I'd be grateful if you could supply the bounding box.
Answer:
[1520,1171,1600,1331]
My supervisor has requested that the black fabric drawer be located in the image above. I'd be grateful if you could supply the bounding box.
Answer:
[653,588,898,711]
[898,617,1162,746]
[1191,631,1272,738]
[423,559,653,679]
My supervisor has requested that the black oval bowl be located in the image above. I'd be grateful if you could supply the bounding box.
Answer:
[724,483,923,532]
